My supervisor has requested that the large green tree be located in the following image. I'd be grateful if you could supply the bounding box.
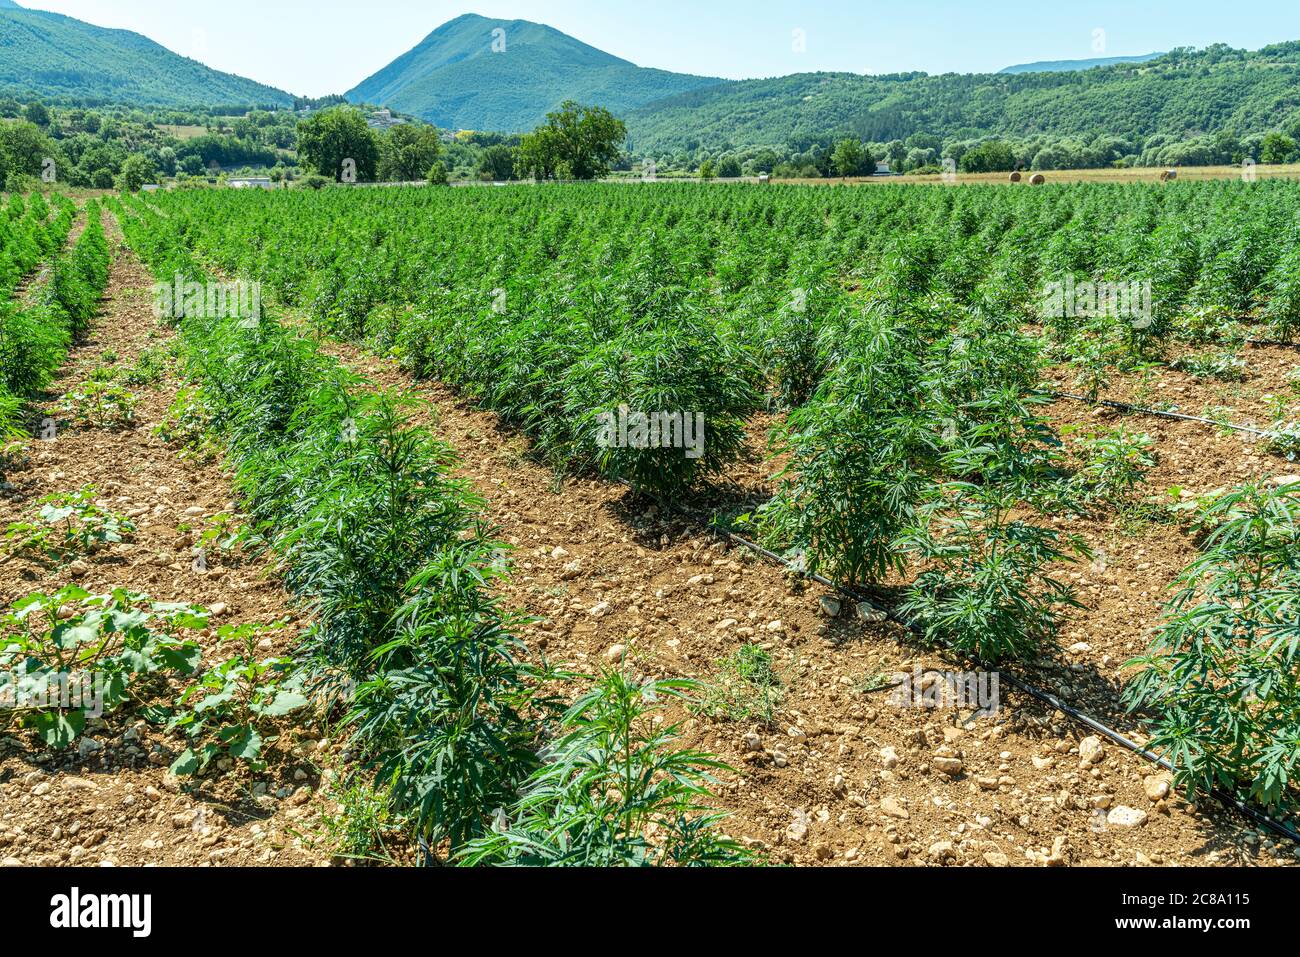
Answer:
[478,144,517,181]
[0,121,55,186]
[1259,131,1297,165]
[115,154,157,192]
[297,107,379,183]
[517,101,627,181]
[832,138,870,177]
[379,124,442,182]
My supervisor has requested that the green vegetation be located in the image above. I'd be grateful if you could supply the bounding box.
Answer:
[460,673,750,866]
[517,101,626,180]
[0,5,291,109]
[0,196,108,440]
[109,175,1300,840]
[698,644,784,724]
[4,486,136,564]
[0,587,205,747]
[114,192,746,863]
[168,621,308,776]
[627,42,1300,168]
[1125,483,1300,809]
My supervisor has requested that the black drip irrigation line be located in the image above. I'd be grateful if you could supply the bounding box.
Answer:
[1049,390,1283,439]
[667,505,1300,846]
[711,524,1300,844]
[1246,336,1300,350]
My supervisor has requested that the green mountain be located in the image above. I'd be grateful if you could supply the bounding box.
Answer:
[626,43,1300,154]
[0,4,293,108]
[1000,53,1163,73]
[345,13,723,132]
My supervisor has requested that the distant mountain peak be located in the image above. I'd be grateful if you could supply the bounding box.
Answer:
[1000,52,1163,74]
[345,14,719,132]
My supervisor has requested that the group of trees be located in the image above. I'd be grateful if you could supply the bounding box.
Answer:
[629,40,1300,163]
[296,107,447,184]
[0,97,308,190]
[674,123,1300,180]
[295,101,628,185]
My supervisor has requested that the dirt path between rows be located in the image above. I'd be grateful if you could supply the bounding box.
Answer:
[0,221,331,867]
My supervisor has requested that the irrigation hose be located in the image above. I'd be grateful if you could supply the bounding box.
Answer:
[715,524,1300,844]
[684,514,1300,846]
[1048,390,1281,439]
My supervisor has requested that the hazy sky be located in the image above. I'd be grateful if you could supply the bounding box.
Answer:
[18,1,1300,97]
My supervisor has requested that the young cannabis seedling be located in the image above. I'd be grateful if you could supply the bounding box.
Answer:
[459,672,751,867]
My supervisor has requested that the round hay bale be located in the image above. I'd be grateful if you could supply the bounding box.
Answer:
[1009,171,1022,183]
[1029,173,1046,186]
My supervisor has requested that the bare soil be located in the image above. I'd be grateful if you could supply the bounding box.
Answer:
[0,224,334,868]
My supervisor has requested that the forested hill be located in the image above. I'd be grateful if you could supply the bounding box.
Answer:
[625,43,1300,154]
[0,4,293,108]
[346,13,722,132]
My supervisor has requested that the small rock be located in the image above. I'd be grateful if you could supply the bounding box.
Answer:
[928,840,956,863]
[879,746,899,770]
[1144,775,1171,803]
[1078,735,1105,766]
[786,815,809,842]
[932,756,964,777]
[983,851,1009,867]
[818,596,841,618]
[588,601,611,619]
[856,602,888,623]
[1107,806,1148,828]
[603,643,626,663]
[1046,836,1069,866]
[880,796,909,820]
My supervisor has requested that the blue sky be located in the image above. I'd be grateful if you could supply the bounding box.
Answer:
[21,0,1300,97]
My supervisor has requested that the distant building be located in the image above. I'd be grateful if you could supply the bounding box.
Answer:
[874,162,893,175]
[141,184,162,193]
[366,109,404,130]
[228,177,273,190]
